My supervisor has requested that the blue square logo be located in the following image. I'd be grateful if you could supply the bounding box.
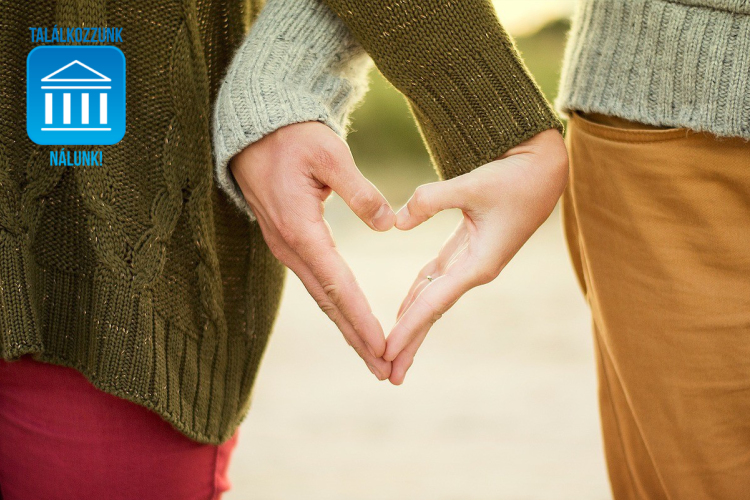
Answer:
[26,46,126,145]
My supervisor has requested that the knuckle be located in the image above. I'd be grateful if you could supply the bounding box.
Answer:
[411,185,432,214]
[311,288,340,320]
[322,281,344,306]
[350,187,381,215]
[417,295,444,325]
[317,300,337,317]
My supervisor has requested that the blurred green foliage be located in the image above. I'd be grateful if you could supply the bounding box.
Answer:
[347,18,570,205]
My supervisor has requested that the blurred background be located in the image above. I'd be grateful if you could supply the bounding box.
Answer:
[228,1,612,498]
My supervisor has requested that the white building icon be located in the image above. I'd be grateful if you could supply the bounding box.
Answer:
[41,60,111,131]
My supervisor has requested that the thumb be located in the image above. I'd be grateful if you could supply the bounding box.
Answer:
[314,143,394,232]
[396,176,471,230]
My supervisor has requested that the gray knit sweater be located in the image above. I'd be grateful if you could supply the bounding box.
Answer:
[212,0,370,219]
[557,0,750,139]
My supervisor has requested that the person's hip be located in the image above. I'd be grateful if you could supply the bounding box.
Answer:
[562,110,750,499]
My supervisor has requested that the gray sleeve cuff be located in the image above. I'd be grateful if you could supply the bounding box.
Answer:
[212,0,372,220]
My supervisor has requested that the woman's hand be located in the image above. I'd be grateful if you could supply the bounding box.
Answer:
[384,128,569,385]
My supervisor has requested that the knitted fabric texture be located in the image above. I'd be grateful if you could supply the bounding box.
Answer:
[213,0,372,220]
[0,0,283,445]
[321,0,564,179]
[557,0,750,139]
[0,0,560,445]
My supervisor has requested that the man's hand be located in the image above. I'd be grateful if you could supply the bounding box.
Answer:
[384,129,569,385]
[230,122,395,380]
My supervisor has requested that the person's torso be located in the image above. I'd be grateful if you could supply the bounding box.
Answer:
[556,0,750,139]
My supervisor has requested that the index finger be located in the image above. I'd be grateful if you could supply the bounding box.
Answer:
[292,220,387,359]
[384,270,473,363]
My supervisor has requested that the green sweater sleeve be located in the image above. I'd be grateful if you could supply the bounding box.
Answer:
[321,0,563,179]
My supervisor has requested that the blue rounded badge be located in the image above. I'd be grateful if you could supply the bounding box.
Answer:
[26,46,126,146]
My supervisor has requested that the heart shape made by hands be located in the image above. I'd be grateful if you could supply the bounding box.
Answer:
[231,122,568,385]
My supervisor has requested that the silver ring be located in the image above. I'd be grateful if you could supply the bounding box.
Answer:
[426,275,434,282]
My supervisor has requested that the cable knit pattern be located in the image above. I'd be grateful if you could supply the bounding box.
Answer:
[557,0,750,139]
[0,0,277,445]
[1,0,560,444]
[213,0,372,220]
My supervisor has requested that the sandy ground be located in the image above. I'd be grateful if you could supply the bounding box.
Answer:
[225,198,611,500]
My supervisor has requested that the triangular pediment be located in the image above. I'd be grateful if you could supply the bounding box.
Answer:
[41,60,111,82]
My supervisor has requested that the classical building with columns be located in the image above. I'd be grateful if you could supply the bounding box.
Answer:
[41,60,111,132]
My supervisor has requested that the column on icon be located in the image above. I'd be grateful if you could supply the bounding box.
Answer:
[100,93,107,125]
[81,93,89,124]
[63,93,71,124]
[42,92,109,126]
[45,93,53,124]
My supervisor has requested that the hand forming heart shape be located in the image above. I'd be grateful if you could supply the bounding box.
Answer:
[231,122,568,385]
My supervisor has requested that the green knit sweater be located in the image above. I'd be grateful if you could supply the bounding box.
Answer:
[0,0,560,444]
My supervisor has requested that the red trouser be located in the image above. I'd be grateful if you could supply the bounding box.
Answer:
[0,355,238,500]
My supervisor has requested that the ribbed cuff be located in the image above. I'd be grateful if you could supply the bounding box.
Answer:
[212,0,372,220]
[322,0,563,180]
[557,0,750,140]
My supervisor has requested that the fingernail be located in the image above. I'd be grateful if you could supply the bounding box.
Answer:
[396,205,410,228]
[372,204,394,231]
